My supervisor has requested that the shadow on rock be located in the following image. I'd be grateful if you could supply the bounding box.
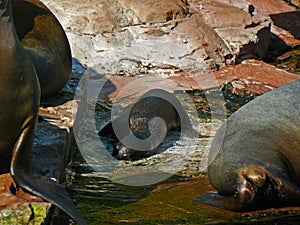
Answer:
[40,58,88,107]
[270,11,300,39]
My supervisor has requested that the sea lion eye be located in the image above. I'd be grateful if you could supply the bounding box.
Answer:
[242,167,267,188]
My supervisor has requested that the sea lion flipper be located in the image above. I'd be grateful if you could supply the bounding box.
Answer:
[196,191,246,211]
[267,171,300,203]
[22,176,87,225]
[10,120,87,225]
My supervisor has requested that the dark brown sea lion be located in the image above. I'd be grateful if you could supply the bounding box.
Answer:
[99,89,195,160]
[0,1,86,224]
[12,0,72,97]
[200,79,300,211]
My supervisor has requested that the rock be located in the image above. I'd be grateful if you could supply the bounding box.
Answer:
[248,0,300,47]
[215,23,270,61]
[170,59,300,95]
[274,48,300,74]
[291,0,300,7]
[39,0,228,75]
[212,0,251,11]
[82,59,300,104]
[118,0,189,23]
[172,13,230,67]
[41,0,123,34]
[196,1,253,29]
[42,0,300,73]
[188,1,271,62]
[211,59,300,91]
[269,11,300,47]
[0,174,50,225]
[248,0,296,15]
[32,101,75,181]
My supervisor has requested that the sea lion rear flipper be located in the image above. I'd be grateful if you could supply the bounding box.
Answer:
[10,120,87,225]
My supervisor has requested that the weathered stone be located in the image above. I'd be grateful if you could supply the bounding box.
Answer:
[189,1,272,62]
[41,0,125,34]
[196,1,253,29]
[41,0,232,74]
[170,59,300,95]
[118,0,189,23]
[173,13,231,67]
[248,0,300,47]
[291,0,300,7]
[211,0,251,11]
[248,0,296,15]
[0,174,50,225]
[32,119,71,181]
[213,59,300,88]
[84,59,300,102]
[215,23,270,61]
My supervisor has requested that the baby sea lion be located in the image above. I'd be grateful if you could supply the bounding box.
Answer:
[12,0,72,97]
[200,79,300,211]
[0,1,86,224]
[99,89,194,160]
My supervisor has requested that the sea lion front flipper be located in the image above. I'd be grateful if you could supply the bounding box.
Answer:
[195,191,247,211]
[10,119,87,225]
[266,170,300,204]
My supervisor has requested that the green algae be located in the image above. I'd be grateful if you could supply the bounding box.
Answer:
[0,208,32,225]
[0,203,50,225]
[73,176,229,225]
[29,203,51,225]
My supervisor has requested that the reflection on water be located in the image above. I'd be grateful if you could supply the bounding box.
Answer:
[69,173,154,209]
[66,155,194,224]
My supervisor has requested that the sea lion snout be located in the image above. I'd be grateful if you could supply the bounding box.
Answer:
[114,142,130,159]
[114,139,157,160]
[234,167,267,205]
[235,179,257,205]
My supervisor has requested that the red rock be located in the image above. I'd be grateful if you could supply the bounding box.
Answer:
[215,23,270,61]
[170,59,300,96]
[174,13,230,66]
[291,0,300,7]
[97,60,300,101]
[214,59,300,88]
[196,1,253,29]
[248,0,300,47]
[269,11,300,46]
[0,174,44,210]
[248,0,295,15]
[212,0,251,11]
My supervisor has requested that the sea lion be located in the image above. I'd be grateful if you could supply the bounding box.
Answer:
[99,89,194,160]
[201,79,300,211]
[12,0,72,97]
[0,1,86,224]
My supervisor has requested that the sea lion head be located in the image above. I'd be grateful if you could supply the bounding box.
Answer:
[230,166,277,210]
[235,165,300,209]
[113,132,157,160]
[204,164,300,211]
